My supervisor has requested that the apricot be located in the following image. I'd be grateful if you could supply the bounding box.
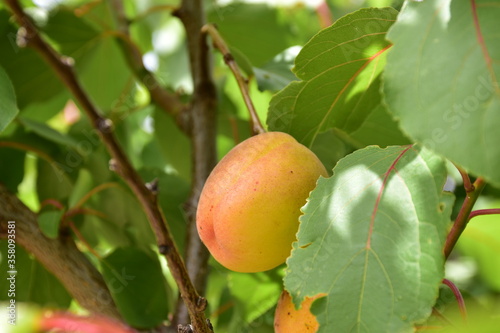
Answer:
[274,290,322,333]
[196,132,327,273]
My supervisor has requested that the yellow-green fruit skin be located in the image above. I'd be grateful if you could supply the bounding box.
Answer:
[274,290,321,333]
[196,132,328,273]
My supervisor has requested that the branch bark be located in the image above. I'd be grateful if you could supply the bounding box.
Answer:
[4,1,212,331]
[0,185,121,320]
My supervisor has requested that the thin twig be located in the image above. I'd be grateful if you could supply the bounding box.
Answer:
[201,23,266,135]
[72,182,120,209]
[442,279,467,323]
[469,208,500,220]
[4,1,211,332]
[67,220,102,259]
[444,177,486,259]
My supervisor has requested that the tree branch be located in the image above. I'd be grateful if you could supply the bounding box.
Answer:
[201,24,265,135]
[0,184,121,320]
[173,0,219,328]
[4,1,211,331]
[444,177,487,259]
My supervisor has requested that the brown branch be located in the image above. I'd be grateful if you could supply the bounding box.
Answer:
[0,184,121,319]
[110,0,188,132]
[444,177,487,259]
[4,1,211,332]
[172,0,219,329]
[201,23,265,135]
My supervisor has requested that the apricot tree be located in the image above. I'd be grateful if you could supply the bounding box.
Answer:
[0,0,499,332]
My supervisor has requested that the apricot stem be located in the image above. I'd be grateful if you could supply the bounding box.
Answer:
[201,23,266,135]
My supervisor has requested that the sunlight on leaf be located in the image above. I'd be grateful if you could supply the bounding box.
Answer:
[267,7,398,147]
[285,145,454,332]
[384,0,500,186]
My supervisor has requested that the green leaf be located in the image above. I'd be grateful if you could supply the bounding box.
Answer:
[36,158,73,202]
[227,271,281,331]
[309,129,348,175]
[285,145,453,332]
[383,0,500,186]
[0,244,72,308]
[68,168,94,209]
[254,47,299,92]
[343,104,412,148]
[18,117,80,149]
[42,8,99,55]
[0,66,18,133]
[0,147,25,193]
[154,108,191,181]
[267,7,398,147]
[78,185,155,252]
[100,247,170,328]
[78,37,134,110]
[37,210,64,239]
[0,10,63,108]
[207,3,297,67]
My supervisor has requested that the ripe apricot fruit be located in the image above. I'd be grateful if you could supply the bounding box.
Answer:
[274,290,322,333]
[196,132,327,273]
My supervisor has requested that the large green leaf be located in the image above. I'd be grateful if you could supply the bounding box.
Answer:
[100,247,170,328]
[0,66,18,133]
[267,7,398,147]
[384,0,500,186]
[285,145,453,332]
